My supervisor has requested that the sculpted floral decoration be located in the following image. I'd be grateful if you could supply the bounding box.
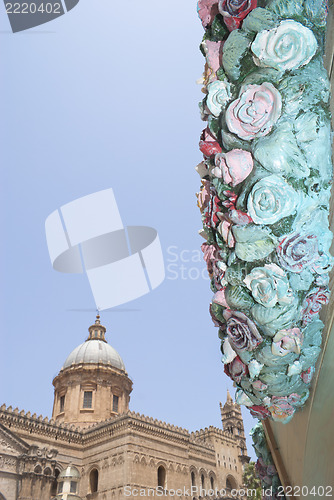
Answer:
[197,0,332,431]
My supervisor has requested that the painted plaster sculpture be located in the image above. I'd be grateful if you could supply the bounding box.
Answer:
[251,422,284,498]
[197,0,332,424]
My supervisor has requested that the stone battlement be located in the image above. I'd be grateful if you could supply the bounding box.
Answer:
[0,404,216,449]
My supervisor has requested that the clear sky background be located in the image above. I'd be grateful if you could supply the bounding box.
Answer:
[0,0,257,459]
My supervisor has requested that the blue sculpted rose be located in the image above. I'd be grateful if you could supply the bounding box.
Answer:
[251,20,318,72]
[206,80,232,117]
[247,175,300,225]
[243,263,293,308]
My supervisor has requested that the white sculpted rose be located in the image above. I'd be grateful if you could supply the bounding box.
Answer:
[247,174,300,225]
[251,20,318,72]
[206,80,232,117]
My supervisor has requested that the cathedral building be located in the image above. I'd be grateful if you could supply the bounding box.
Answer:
[0,316,250,500]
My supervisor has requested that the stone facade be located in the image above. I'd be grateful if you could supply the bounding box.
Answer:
[0,317,249,500]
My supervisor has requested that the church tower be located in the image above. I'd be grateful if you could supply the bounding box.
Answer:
[52,315,132,427]
[220,390,247,458]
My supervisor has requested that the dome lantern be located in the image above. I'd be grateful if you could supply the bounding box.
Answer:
[87,313,107,342]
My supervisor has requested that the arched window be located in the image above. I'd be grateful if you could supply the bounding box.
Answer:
[157,466,166,489]
[226,476,237,490]
[191,471,195,487]
[50,469,60,496]
[70,481,77,493]
[34,465,42,474]
[113,395,119,412]
[201,474,205,489]
[90,468,99,493]
[210,476,214,489]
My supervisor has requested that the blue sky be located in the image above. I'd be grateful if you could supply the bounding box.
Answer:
[0,0,257,459]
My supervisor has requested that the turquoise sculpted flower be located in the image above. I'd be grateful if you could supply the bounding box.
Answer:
[244,263,293,308]
[206,80,232,118]
[251,20,317,72]
[247,174,299,225]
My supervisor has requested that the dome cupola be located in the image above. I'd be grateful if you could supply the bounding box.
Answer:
[87,313,106,341]
[52,315,132,427]
[61,315,125,371]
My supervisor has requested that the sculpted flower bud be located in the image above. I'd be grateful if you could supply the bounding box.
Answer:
[224,355,248,383]
[217,220,235,248]
[268,394,301,423]
[271,328,303,357]
[225,83,282,140]
[251,20,317,72]
[201,40,224,84]
[212,149,253,186]
[199,127,222,157]
[249,405,271,420]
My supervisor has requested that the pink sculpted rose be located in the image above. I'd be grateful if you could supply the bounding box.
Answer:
[224,355,248,383]
[201,243,220,277]
[252,380,268,391]
[212,149,253,186]
[218,0,257,31]
[198,0,219,28]
[226,82,282,140]
[202,40,224,82]
[217,219,235,248]
[269,394,301,422]
[249,405,271,420]
[212,289,229,307]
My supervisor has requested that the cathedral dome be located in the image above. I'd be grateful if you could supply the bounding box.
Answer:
[62,340,125,370]
[61,315,125,371]
[52,314,132,426]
